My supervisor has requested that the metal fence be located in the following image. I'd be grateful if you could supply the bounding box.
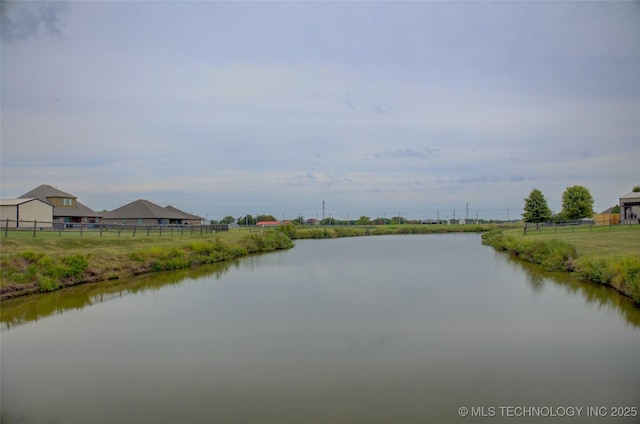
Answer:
[523,218,638,235]
[1,219,228,238]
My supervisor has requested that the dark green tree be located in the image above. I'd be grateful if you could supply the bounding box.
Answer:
[561,185,594,220]
[611,205,621,214]
[220,216,235,224]
[256,214,277,222]
[356,216,371,225]
[522,188,552,223]
[237,214,256,225]
[633,185,640,192]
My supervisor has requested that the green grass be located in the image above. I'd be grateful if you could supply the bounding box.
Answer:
[292,223,507,239]
[510,224,639,259]
[1,230,293,298]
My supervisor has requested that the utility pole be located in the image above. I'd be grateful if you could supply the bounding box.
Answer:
[466,202,469,222]
[322,200,325,221]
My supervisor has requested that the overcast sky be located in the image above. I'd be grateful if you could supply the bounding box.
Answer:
[1,1,639,221]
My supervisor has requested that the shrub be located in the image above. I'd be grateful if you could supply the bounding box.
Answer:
[61,254,90,277]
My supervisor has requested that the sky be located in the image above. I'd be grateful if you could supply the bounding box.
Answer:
[1,1,639,222]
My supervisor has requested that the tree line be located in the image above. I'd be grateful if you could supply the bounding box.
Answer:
[522,185,639,223]
[211,214,506,226]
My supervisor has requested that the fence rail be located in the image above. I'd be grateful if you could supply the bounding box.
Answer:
[1,219,228,238]
[523,218,638,235]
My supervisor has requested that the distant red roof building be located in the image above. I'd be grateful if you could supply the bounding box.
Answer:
[256,221,281,226]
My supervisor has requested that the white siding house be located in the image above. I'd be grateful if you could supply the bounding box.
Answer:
[0,198,54,228]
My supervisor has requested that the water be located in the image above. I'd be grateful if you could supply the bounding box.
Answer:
[2,234,639,423]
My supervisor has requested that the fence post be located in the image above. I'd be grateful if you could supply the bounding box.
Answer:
[4,218,8,238]
[147,226,150,237]
[80,222,83,237]
[133,225,137,237]
[118,225,122,237]
[100,223,103,237]
[33,220,37,238]
[160,226,162,236]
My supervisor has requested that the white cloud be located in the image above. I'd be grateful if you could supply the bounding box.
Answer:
[2,1,638,220]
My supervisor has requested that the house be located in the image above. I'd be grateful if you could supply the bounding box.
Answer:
[19,184,101,227]
[0,198,54,228]
[620,191,640,224]
[164,205,205,225]
[102,199,200,226]
[305,218,320,225]
[256,221,281,227]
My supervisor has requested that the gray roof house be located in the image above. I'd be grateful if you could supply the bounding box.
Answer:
[102,199,203,225]
[19,184,101,225]
[165,205,205,225]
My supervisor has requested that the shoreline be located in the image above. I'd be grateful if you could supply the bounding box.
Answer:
[0,231,294,300]
[481,229,640,306]
[4,224,637,305]
[0,224,501,300]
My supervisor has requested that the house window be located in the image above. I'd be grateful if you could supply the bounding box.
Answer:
[61,198,74,206]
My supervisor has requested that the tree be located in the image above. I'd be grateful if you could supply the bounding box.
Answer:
[611,205,621,214]
[256,214,277,222]
[220,216,235,225]
[356,216,371,225]
[522,188,552,223]
[633,185,640,192]
[561,185,594,220]
[237,214,256,225]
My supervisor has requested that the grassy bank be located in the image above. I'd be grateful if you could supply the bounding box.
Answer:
[283,223,505,239]
[0,231,293,299]
[482,226,640,305]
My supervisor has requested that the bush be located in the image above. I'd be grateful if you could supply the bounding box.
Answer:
[61,254,90,277]
[242,232,294,252]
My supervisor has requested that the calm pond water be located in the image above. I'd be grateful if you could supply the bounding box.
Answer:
[2,234,639,423]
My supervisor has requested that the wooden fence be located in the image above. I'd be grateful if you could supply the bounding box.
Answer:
[1,219,228,238]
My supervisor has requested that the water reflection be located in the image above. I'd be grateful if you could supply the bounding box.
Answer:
[1,259,239,331]
[2,235,638,424]
[3,241,638,331]
[501,252,640,328]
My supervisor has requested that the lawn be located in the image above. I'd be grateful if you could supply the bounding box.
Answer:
[507,224,640,259]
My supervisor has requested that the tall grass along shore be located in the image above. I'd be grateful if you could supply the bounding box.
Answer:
[1,231,293,299]
[482,226,640,305]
